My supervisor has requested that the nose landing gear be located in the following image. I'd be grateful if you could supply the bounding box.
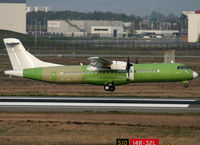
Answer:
[104,82,115,92]
[183,81,189,88]
[184,84,188,88]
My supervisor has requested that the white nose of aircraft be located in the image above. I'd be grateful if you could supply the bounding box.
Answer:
[193,71,198,78]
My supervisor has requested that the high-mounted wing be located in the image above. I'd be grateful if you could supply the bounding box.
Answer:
[88,57,112,69]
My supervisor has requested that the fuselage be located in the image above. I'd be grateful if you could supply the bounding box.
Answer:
[4,38,198,92]
[7,63,196,86]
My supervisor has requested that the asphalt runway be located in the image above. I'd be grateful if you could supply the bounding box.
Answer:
[0,96,199,113]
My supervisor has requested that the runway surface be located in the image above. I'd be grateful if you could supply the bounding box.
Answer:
[0,96,200,113]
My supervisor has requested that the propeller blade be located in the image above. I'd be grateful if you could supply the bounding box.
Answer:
[135,58,138,64]
[126,56,132,78]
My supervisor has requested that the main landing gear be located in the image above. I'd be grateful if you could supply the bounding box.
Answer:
[104,82,115,92]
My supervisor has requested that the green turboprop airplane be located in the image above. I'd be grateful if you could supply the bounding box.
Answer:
[4,38,198,92]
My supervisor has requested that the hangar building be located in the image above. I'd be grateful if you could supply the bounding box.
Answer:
[183,11,200,42]
[47,20,124,37]
[0,0,26,34]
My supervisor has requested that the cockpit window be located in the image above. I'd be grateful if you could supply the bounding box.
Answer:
[177,66,189,70]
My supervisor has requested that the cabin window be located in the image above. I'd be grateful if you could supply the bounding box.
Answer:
[177,66,189,70]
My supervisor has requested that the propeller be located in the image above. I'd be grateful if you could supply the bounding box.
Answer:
[135,58,138,64]
[126,56,132,77]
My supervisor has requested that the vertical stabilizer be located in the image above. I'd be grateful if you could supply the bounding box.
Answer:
[3,38,61,70]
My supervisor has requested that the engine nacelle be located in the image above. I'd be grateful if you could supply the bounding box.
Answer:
[110,61,128,70]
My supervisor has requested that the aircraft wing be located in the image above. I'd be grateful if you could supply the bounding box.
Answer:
[88,57,113,69]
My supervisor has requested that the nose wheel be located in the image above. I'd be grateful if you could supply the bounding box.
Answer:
[104,82,115,92]
[184,84,188,88]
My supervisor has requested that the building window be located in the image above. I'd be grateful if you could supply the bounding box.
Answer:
[94,28,108,31]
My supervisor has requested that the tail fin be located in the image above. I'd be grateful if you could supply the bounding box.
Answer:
[3,38,61,70]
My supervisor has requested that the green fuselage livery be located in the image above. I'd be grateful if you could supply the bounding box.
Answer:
[3,38,198,92]
[23,63,194,85]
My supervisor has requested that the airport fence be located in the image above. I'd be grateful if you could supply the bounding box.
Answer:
[25,37,200,50]
[1,36,200,55]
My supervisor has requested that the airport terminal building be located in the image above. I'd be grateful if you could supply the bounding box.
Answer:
[47,20,124,37]
[0,0,26,33]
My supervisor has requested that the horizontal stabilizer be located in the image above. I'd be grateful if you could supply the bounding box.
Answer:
[5,70,23,77]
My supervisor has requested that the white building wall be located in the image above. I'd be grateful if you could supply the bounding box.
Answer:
[47,20,124,37]
[91,26,123,37]
[0,2,26,34]
[47,20,84,37]
[188,14,200,42]
[183,11,200,42]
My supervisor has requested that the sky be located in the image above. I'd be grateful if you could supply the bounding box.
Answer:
[27,0,200,16]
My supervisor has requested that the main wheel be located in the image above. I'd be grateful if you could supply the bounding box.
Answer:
[184,84,188,88]
[104,85,110,91]
[109,86,115,92]
[104,82,115,92]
